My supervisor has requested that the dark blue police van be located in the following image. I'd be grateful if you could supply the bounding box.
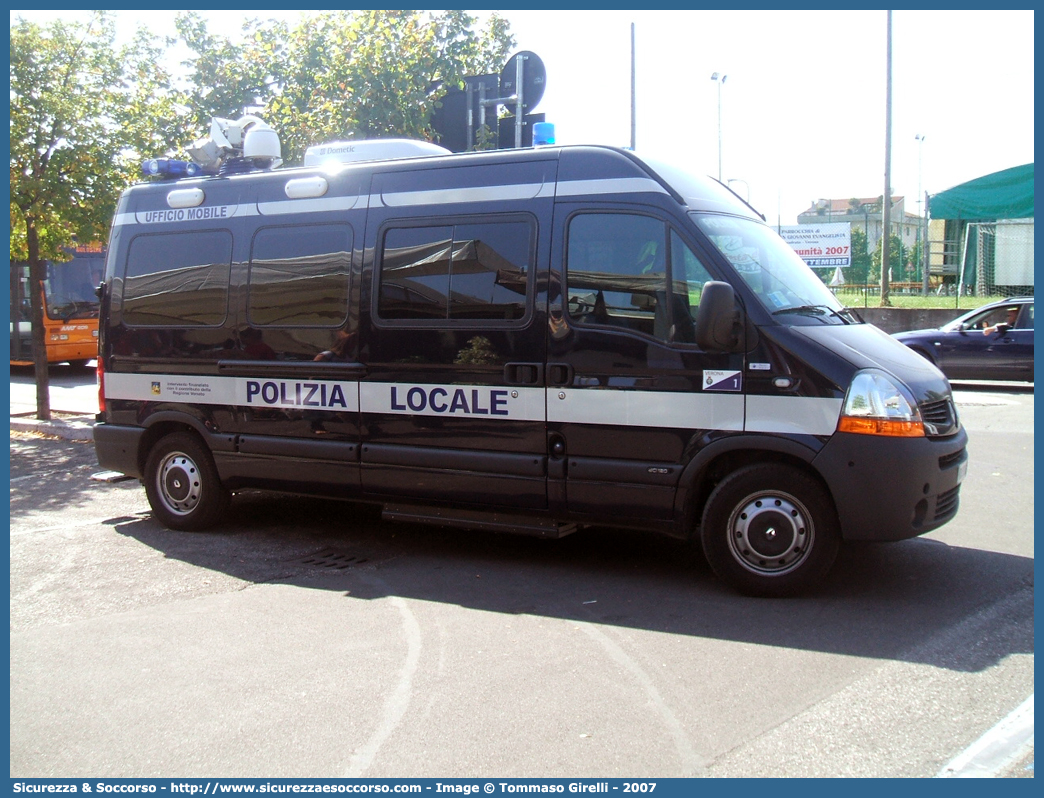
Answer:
[94,125,968,596]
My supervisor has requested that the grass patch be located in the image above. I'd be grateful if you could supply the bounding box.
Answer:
[832,290,1001,310]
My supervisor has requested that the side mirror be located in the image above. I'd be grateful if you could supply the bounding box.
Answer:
[694,281,741,352]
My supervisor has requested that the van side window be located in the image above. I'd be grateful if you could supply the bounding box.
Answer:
[122,231,231,326]
[566,215,713,345]
[248,224,352,327]
[377,219,532,323]
[671,229,713,341]
[566,214,666,337]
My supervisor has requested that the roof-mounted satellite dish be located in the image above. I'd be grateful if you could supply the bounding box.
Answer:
[499,51,546,111]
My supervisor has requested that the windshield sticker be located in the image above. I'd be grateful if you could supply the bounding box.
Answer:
[711,235,760,273]
[767,291,789,308]
[700,216,741,232]
[703,370,742,392]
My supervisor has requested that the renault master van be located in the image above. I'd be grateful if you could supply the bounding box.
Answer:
[94,134,967,596]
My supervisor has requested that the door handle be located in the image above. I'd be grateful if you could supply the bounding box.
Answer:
[504,362,544,385]
[547,363,573,386]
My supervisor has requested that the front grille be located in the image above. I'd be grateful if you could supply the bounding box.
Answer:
[921,398,959,437]
[935,485,961,521]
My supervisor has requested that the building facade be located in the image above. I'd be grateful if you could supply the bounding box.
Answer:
[796,196,923,258]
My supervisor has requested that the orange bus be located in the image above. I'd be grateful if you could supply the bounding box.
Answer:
[10,245,103,367]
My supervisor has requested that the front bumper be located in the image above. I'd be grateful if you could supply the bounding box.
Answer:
[813,427,969,541]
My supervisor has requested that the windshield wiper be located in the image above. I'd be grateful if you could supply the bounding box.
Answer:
[773,304,852,322]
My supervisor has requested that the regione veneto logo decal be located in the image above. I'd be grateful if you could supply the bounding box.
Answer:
[703,369,742,392]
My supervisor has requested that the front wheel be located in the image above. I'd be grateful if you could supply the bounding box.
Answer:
[700,464,840,597]
[144,432,230,531]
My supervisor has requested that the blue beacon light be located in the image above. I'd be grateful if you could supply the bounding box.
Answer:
[532,122,555,146]
[142,159,203,179]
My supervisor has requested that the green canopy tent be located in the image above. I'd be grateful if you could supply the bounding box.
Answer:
[928,163,1034,220]
[926,164,1034,293]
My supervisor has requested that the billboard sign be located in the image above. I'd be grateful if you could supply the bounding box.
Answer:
[780,223,852,268]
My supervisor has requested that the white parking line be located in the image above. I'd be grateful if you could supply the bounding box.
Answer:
[937,694,1034,777]
[951,391,1021,407]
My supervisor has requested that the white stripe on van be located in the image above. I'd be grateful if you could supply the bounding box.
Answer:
[104,373,359,412]
[113,175,668,227]
[104,373,841,436]
[548,388,744,430]
[258,195,362,216]
[360,382,545,420]
[555,177,669,197]
[376,182,554,208]
[745,395,843,436]
[114,203,261,228]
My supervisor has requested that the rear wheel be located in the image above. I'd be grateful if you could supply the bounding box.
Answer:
[700,463,840,597]
[144,432,230,531]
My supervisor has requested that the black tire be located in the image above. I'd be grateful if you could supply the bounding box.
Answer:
[700,464,840,597]
[143,432,230,531]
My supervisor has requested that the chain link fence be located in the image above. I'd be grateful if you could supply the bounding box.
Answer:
[963,221,1034,299]
[822,219,1033,310]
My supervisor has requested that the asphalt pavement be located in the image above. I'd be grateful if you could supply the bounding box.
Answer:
[8,365,1035,777]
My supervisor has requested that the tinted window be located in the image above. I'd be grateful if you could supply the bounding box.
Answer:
[1021,304,1034,329]
[566,214,713,344]
[249,225,352,327]
[122,231,231,326]
[566,214,666,338]
[378,226,453,320]
[670,230,715,344]
[377,220,531,323]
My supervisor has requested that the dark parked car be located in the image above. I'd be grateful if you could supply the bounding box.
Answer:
[893,296,1034,382]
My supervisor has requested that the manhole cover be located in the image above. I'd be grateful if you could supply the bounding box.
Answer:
[289,548,370,570]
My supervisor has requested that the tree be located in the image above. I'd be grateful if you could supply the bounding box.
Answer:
[173,13,282,133]
[10,13,178,418]
[870,233,907,286]
[174,10,515,166]
[906,239,924,285]
[847,228,872,286]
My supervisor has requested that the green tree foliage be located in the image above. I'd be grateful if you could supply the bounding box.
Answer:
[905,239,924,282]
[10,12,178,262]
[174,10,515,165]
[173,13,282,133]
[10,12,179,417]
[847,228,872,286]
[871,233,907,284]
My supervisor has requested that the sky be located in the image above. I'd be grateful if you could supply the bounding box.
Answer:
[11,9,1035,225]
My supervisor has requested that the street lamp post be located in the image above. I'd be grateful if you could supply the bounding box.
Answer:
[711,72,726,181]
[727,178,749,203]
[915,133,928,294]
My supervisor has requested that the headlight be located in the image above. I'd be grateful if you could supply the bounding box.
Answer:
[837,370,924,437]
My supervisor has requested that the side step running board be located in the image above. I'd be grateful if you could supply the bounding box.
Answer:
[381,503,577,539]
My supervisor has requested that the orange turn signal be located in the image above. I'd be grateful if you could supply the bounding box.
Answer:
[837,416,925,437]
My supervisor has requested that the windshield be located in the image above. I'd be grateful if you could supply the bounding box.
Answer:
[692,213,857,325]
[45,259,102,320]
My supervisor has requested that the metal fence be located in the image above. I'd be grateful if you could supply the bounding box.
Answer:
[822,219,1033,310]
[963,221,1034,299]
